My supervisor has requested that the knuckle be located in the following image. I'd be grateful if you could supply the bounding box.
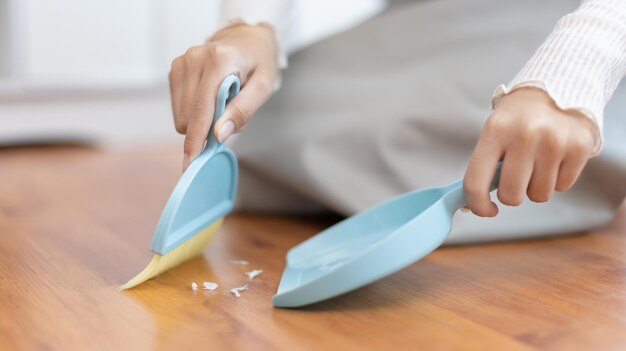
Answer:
[569,138,591,155]
[206,43,234,61]
[184,46,207,64]
[485,115,507,133]
[174,121,187,134]
[185,45,204,57]
[252,79,272,96]
[463,179,480,197]
[170,56,184,71]
[520,121,564,153]
[522,122,546,143]
[169,58,184,82]
[527,178,555,202]
[541,131,565,151]
[191,99,209,117]
[174,118,187,135]
[229,103,250,126]
[462,181,493,216]
[183,137,198,154]
[528,119,553,136]
[527,189,551,203]
[470,208,485,217]
[539,141,565,162]
[469,204,492,217]
[531,119,556,136]
[555,181,572,192]
[184,136,195,146]
[182,44,237,70]
[555,176,575,192]
[497,190,523,206]
[518,127,535,145]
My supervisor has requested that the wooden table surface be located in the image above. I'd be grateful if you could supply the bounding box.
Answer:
[0,145,625,351]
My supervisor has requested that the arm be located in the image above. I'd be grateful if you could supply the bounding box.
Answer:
[464,0,626,216]
[170,0,292,169]
[219,0,292,70]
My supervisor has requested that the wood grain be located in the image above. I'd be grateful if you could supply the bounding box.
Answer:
[0,145,624,351]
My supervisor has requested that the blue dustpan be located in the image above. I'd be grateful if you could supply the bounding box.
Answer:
[273,166,501,307]
[150,75,240,255]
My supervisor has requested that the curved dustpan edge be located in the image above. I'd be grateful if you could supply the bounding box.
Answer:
[272,202,452,307]
[272,184,461,308]
[283,186,444,265]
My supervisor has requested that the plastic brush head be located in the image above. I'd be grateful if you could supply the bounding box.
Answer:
[119,218,223,290]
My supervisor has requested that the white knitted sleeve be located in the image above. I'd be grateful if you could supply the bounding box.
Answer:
[492,0,626,155]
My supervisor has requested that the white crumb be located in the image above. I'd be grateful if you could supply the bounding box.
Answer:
[245,269,263,280]
[230,260,250,265]
[191,282,198,291]
[202,282,218,291]
[230,284,249,298]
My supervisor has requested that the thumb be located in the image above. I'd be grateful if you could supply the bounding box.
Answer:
[214,73,273,142]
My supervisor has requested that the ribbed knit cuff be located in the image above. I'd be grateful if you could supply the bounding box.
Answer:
[212,19,288,71]
[492,0,626,156]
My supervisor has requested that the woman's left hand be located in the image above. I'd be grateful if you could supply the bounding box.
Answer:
[464,88,598,217]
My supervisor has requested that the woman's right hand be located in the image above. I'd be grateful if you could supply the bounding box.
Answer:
[169,23,281,170]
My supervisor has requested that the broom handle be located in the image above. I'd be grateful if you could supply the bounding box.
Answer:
[206,74,241,151]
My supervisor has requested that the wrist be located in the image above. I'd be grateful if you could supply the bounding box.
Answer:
[498,87,598,151]
[209,21,276,43]
[493,82,603,156]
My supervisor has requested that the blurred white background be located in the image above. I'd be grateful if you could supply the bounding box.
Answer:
[0,0,219,146]
[0,0,384,147]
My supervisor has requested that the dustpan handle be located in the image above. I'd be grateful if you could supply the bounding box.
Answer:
[206,74,241,150]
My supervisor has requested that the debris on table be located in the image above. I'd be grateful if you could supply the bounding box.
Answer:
[230,260,250,265]
[191,282,198,291]
[245,269,263,280]
[202,282,218,291]
[230,284,249,298]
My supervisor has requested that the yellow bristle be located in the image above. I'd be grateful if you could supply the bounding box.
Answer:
[119,218,223,290]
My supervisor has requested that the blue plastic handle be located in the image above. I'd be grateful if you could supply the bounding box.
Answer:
[441,161,503,212]
[205,74,241,152]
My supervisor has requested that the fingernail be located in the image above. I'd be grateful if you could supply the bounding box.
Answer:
[217,120,235,143]
[460,207,470,213]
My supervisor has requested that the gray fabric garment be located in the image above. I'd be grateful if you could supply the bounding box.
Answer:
[232,0,626,243]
